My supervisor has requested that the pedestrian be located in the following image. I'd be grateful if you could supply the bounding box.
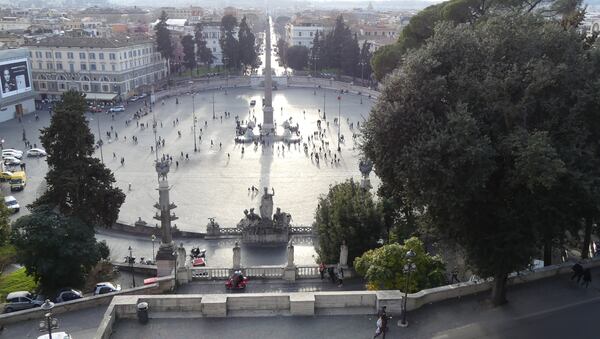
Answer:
[113,152,116,159]
[571,262,584,283]
[450,267,460,284]
[227,153,230,159]
[121,157,125,166]
[151,146,154,153]
[337,266,344,287]
[176,161,179,168]
[373,307,388,338]
[128,183,132,191]
[219,142,222,149]
[319,262,325,280]
[186,153,189,160]
[582,268,592,288]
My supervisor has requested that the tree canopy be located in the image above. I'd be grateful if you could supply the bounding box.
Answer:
[220,14,240,70]
[195,23,214,68]
[11,206,106,294]
[361,14,600,305]
[315,179,384,264]
[238,16,258,71]
[155,11,173,62]
[35,90,125,227]
[354,237,446,291]
[181,34,196,70]
[285,45,309,70]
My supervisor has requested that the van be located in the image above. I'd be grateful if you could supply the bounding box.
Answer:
[9,171,26,191]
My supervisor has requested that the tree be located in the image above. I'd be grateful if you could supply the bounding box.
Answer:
[354,237,446,291]
[370,0,588,81]
[238,16,258,72]
[220,14,240,70]
[358,40,373,83]
[310,31,322,74]
[171,37,184,74]
[154,11,173,72]
[315,179,384,264]
[11,206,106,293]
[0,199,10,245]
[34,90,125,227]
[276,38,288,68]
[285,45,309,70]
[361,15,600,306]
[195,23,214,70]
[181,34,196,71]
[341,33,360,77]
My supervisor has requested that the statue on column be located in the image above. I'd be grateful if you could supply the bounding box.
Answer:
[339,240,349,267]
[260,187,275,220]
[286,240,295,267]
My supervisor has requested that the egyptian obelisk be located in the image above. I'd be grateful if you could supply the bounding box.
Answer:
[262,16,274,134]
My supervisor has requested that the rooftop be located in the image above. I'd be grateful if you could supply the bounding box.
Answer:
[25,34,155,48]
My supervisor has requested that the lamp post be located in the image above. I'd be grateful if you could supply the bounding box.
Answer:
[212,92,215,120]
[192,94,197,152]
[151,234,156,262]
[39,299,57,337]
[399,250,416,328]
[323,89,326,120]
[128,245,136,288]
[359,60,366,104]
[337,95,341,152]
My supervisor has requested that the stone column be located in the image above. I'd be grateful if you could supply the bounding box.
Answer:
[339,240,348,267]
[283,241,296,281]
[262,16,274,133]
[233,242,241,270]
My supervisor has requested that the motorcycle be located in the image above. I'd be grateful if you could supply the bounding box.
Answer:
[226,271,248,290]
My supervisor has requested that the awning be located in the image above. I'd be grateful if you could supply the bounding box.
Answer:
[84,93,117,101]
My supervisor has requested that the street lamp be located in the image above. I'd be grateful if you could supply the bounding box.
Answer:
[128,245,136,288]
[151,234,156,262]
[192,94,198,152]
[39,299,58,337]
[323,89,326,120]
[337,95,341,152]
[399,249,416,328]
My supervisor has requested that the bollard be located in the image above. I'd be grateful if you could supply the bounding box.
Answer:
[137,302,149,324]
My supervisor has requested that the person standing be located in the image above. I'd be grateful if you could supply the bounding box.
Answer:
[319,262,325,280]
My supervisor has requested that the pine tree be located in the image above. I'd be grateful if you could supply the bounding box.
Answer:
[34,90,125,227]
[154,11,173,73]
[341,33,360,77]
[238,16,258,73]
[220,14,240,71]
[181,34,196,71]
[195,23,214,71]
[359,40,373,83]
[310,31,321,75]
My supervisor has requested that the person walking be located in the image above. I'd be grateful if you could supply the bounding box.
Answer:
[571,262,584,283]
[319,262,326,280]
[373,306,389,338]
[582,268,592,288]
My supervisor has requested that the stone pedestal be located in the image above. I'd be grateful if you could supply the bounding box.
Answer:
[156,243,176,277]
[283,266,297,281]
[233,242,241,270]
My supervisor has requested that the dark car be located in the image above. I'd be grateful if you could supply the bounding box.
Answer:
[55,288,83,303]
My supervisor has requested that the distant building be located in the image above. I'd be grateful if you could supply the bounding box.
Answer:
[26,35,167,102]
[0,17,31,32]
[0,48,35,121]
[284,23,324,49]
[0,31,25,49]
[157,6,204,20]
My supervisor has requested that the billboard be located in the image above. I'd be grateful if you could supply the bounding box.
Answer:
[0,58,31,99]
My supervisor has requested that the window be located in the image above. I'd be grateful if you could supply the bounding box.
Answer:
[59,83,65,90]
[83,84,90,92]
[133,50,137,57]
[310,32,313,37]
[45,52,52,58]
[101,64,105,71]
[90,63,97,71]
[102,84,109,92]
[38,62,42,69]
[55,52,62,59]
[123,52,127,59]
[111,64,116,71]
[298,32,302,37]
[79,52,86,59]
[57,63,63,70]
[109,53,116,60]
[67,52,74,59]
[99,53,104,60]
[35,51,42,58]
[128,51,132,58]
[40,82,47,89]
[89,53,95,59]
[81,63,87,70]
[46,62,53,69]
[69,64,75,72]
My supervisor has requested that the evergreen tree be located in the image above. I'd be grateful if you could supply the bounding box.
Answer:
[276,38,288,68]
[195,23,214,70]
[285,45,309,70]
[220,14,240,70]
[34,90,125,227]
[358,40,373,83]
[181,34,196,71]
[154,11,173,71]
[341,33,360,77]
[238,16,258,72]
[11,206,106,294]
[310,31,321,74]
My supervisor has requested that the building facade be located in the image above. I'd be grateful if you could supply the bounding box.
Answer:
[0,48,35,122]
[26,35,167,102]
[284,23,324,49]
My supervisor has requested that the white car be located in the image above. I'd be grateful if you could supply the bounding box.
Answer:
[2,151,22,159]
[3,156,21,166]
[108,106,125,113]
[27,148,47,157]
[93,282,121,295]
[4,196,19,213]
[3,148,23,156]
[129,96,140,102]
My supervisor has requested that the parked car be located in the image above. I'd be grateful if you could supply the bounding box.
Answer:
[3,148,23,156]
[0,171,13,181]
[129,96,140,102]
[250,99,256,106]
[2,150,22,159]
[4,195,19,213]
[93,282,121,296]
[88,106,103,113]
[3,156,21,166]
[27,148,47,157]
[108,105,125,113]
[4,291,43,313]
[55,288,83,303]
[37,332,72,339]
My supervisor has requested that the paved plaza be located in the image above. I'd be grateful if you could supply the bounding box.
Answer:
[0,85,375,264]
